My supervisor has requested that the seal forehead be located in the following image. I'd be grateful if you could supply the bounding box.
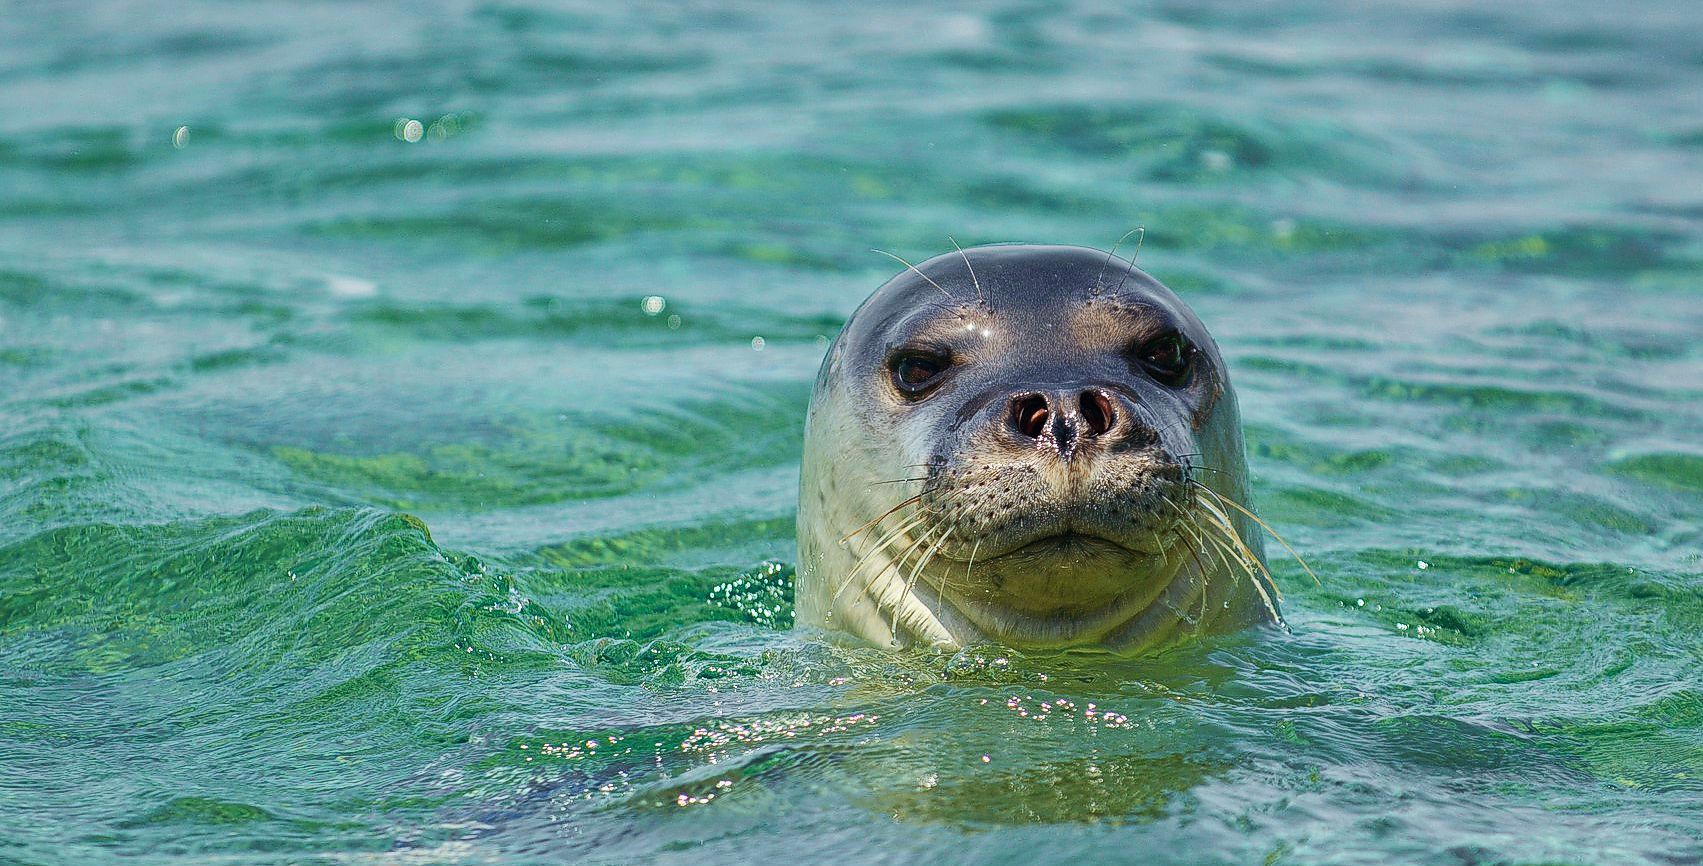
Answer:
[962,244,1133,298]
[858,246,1193,329]
[846,246,1208,373]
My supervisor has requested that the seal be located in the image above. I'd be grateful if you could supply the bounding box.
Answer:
[795,243,1285,653]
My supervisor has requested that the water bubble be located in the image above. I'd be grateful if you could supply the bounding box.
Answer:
[1416,560,1429,570]
[395,118,424,143]
[640,295,666,316]
[666,314,681,330]
[427,112,461,141]
[171,126,190,149]
[751,336,766,351]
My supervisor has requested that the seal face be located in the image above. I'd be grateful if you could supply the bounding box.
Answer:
[795,244,1274,652]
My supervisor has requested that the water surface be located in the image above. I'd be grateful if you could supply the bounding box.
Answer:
[3,1,1702,864]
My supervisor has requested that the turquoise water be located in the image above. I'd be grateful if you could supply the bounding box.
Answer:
[3,1,1702,863]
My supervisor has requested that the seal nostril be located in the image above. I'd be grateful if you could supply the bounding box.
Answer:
[1080,391,1115,437]
[1011,395,1049,439]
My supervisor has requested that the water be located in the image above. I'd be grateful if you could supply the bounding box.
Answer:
[3,1,1701,863]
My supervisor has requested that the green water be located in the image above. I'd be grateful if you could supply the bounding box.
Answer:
[3,2,1702,863]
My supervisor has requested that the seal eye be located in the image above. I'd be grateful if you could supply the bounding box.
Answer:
[892,352,950,395]
[1136,333,1195,387]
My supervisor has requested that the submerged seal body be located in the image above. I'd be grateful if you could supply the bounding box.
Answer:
[795,244,1274,653]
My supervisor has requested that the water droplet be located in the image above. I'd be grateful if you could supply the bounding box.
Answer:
[641,295,666,316]
[171,126,190,149]
[751,336,766,351]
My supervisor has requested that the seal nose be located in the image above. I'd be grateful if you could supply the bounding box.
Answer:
[1011,394,1052,439]
[1078,390,1116,438]
[1007,389,1123,456]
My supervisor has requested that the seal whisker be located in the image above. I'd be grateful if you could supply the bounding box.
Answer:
[1164,504,1214,630]
[1212,533,1280,624]
[1168,503,1223,630]
[839,493,922,545]
[1111,226,1147,296]
[906,530,949,597]
[880,525,960,649]
[1192,501,1281,623]
[892,528,950,643]
[1176,519,1214,626]
[956,536,983,597]
[835,484,968,605]
[948,236,987,309]
[1174,452,1223,481]
[1191,480,1319,587]
[1194,511,1253,588]
[1093,226,1145,297]
[1193,491,1274,589]
[833,513,927,604]
[1192,490,1285,615]
[864,525,941,639]
[870,248,954,302]
[1192,493,1260,588]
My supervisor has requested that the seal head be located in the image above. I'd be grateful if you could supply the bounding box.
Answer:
[795,244,1272,652]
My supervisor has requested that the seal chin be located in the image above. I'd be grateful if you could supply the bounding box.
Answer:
[939,529,1180,621]
[932,533,1189,645]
